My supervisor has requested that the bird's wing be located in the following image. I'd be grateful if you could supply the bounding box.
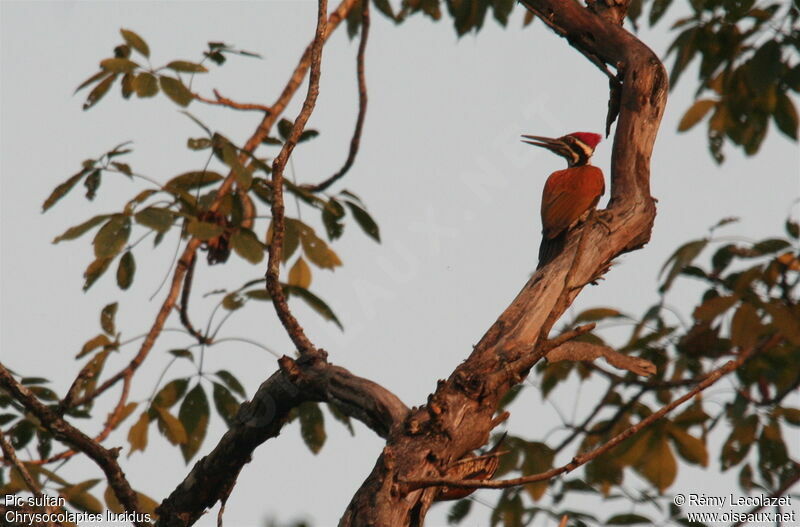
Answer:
[541,165,605,239]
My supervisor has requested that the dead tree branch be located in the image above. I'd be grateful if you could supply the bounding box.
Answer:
[265,0,328,356]
[155,354,408,527]
[0,365,148,527]
[400,340,770,492]
[340,0,667,523]
[306,0,370,193]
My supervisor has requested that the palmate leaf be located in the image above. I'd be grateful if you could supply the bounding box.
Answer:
[159,75,193,107]
[178,384,209,462]
[345,200,381,242]
[93,215,131,259]
[83,74,117,110]
[53,214,111,243]
[298,402,326,454]
[43,169,91,212]
[212,382,240,427]
[284,284,343,329]
[215,370,245,397]
[120,28,150,58]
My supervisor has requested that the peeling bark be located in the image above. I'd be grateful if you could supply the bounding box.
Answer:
[339,1,667,524]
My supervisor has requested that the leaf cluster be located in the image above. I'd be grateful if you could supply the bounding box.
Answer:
[450,216,800,526]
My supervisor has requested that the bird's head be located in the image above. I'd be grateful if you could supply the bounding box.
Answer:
[521,131,602,167]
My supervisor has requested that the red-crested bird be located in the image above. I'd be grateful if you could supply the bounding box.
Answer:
[521,131,605,269]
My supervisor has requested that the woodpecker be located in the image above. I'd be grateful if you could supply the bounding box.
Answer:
[521,131,605,269]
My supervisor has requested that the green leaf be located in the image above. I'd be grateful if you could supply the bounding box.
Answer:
[133,72,158,97]
[154,406,187,445]
[75,70,107,93]
[61,479,104,513]
[187,137,212,150]
[117,251,136,291]
[93,215,131,259]
[159,75,193,107]
[231,228,264,264]
[747,41,782,92]
[100,302,117,335]
[178,384,209,462]
[668,424,708,466]
[298,223,343,269]
[222,292,243,311]
[221,142,252,189]
[120,28,150,58]
[83,256,113,291]
[165,171,223,190]
[693,295,737,321]
[212,382,240,427]
[636,434,676,492]
[121,72,134,99]
[83,73,116,110]
[298,129,319,143]
[127,412,149,455]
[43,170,88,211]
[167,60,208,73]
[277,118,294,141]
[345,201,381,242]
[11,420,35,449]
[152,378,189,409]
[284,285,343,329]
[187,220,224,241]
[659,239,707,292]
[134,207,174,233]
[447,499,472,525]
[215,370,245,397]
[778,407,800,426]
[730,302,761,349]
[83,168,101,200]
[773,92,798,140]
[104,485,124,514]
[607,514,653,525]
[100,58,139,73]
[168,349,194,361]
[648,0,673,25]
[678,99,716,132]
[298,402,326,454]
[763,302,800,345]
[373,0,398,21]
[575,307,623,323]
[53,214,111,243]
[288,257,312,288]
[521,441,555,501]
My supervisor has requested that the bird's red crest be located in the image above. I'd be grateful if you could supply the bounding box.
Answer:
[569,132,602,149]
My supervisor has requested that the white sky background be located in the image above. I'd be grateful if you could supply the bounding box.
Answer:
[1,1,799,526]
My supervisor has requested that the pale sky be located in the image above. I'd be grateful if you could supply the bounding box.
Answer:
[1,1,798,526]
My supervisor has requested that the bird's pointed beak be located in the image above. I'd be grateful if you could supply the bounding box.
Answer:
[520,134,557,148]
[521,134,568,157]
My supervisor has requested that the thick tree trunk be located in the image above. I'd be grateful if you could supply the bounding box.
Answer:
[339,1,667,525]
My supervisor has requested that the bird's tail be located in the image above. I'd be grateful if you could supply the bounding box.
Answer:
[537,232,566,269]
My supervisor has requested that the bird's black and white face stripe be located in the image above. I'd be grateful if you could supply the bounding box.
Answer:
[520,132,600,167]
[561,135,595,167]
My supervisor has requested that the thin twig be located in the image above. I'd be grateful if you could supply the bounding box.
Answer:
[0,365,148,527]
[177,252,209,344]
[731,464,800,527]
[194,89,272,113]
[401,339,775,493]
[265,0,328,355]
[306,0,370,193]
[0,429,42,497]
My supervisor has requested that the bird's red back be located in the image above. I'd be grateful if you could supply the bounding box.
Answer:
[541,165,605,239]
